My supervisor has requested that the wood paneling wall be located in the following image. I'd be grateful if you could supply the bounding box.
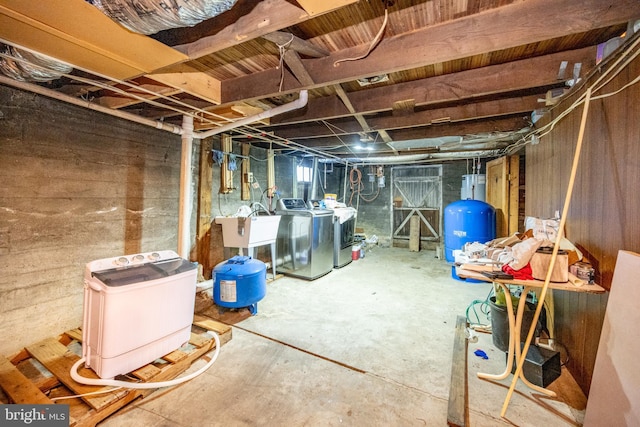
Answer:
[525,40,640,394]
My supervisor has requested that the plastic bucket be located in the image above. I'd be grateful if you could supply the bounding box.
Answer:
[489,296,538,352]
[352,245,360,260]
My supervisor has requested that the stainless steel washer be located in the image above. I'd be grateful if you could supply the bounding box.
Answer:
[275,198,334,280]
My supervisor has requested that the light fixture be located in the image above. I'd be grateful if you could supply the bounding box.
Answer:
[359,132,374,142]
[356,74,389,87]
[387,136,462,150]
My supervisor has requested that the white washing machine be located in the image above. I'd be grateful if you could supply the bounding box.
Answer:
[82,250,197,379]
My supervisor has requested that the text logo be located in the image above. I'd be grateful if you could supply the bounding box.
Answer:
[2,405,69,426]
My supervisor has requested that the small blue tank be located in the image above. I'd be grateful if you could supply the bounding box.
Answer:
[213,256,266,315]
[444,199,496,262]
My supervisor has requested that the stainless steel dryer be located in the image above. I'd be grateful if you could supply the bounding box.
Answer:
[332,207,357,268]
[275,198,334,280]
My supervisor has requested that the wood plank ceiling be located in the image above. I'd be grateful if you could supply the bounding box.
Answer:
[0,0,638,163]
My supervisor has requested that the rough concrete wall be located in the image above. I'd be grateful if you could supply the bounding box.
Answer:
[0,85,188,356]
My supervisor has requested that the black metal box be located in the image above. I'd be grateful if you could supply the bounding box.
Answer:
[507,344,561,388]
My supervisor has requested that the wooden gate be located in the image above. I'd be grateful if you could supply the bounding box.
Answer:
[391,166,442,247]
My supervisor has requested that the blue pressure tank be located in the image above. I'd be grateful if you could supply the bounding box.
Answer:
[444,199,496,262]
[213,256,266,315]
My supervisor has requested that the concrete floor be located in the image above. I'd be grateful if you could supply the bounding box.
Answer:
[100,246,585,426]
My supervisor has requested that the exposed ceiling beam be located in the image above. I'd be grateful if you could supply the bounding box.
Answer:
[168,0,352,60]
[0,0,187,80]
[270,47,595,125]
[283,50,316,87]
[294,0,359,17]
[146,64,223,105]
[256,94,541,140]
[262,31,329,58]
[97,82,183,109]
[332,83,395,145]
[221,0,638,102]
[282,116,531,149]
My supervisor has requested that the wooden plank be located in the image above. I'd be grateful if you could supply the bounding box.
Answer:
[294,0,357,16]
[130,364,162,382]
[447,316,468,427]
[224,0,639,102]
[486,156,508,238]
[241,143,251,201]
[64,328,83,343]
[508,155,520,236]
[174,0,321,60]
[409,216,420,252]
[25,338,120,411]
[236,47,596,119]
[193,315,233,337]
[262,95,543,141]
[162,349,188,364]
[0,356,52,404]
[189,332,212,348]
[196,137,214,280]
[284,117,529,146]
[147,64,222,105]
[97,85,183,110]
[16,358,60,393]
[262,31,329,58]
[285,51,317,87]
[0,0,188,80]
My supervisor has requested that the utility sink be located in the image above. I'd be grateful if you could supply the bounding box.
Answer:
[215,215,281,248]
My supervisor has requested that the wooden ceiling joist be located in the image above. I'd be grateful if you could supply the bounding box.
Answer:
[147,64,223,105]
[256,94,541,140]
[294,0,358,17]
[172,0,349,60]
[221,0,638,102]
[0,0,188,80]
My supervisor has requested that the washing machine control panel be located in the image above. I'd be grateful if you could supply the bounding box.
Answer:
[278,198,308,210]
[85,250,178,273]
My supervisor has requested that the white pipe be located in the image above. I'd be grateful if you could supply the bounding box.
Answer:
[178,115,194,259]
[0,75,183,134]
[69,331,220,389]
[195,90,308,139]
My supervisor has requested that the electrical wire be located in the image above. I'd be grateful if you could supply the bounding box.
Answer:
[502,33,640,155]
[333,7,389,67]
[348,166,380,206]
[277,34,294,92]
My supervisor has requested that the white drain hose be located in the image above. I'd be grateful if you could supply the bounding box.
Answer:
[70,331,220,389]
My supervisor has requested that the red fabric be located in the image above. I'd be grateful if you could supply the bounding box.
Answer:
[502,263,534,280]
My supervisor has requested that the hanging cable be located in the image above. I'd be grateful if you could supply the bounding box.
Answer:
[334,6,389,67]
[277,34,294,92]
[348,165,380,206]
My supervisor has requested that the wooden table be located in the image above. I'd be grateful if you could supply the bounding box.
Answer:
[455,265,605,396]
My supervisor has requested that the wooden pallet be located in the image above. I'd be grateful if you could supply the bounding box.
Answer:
[0,317,231,427]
